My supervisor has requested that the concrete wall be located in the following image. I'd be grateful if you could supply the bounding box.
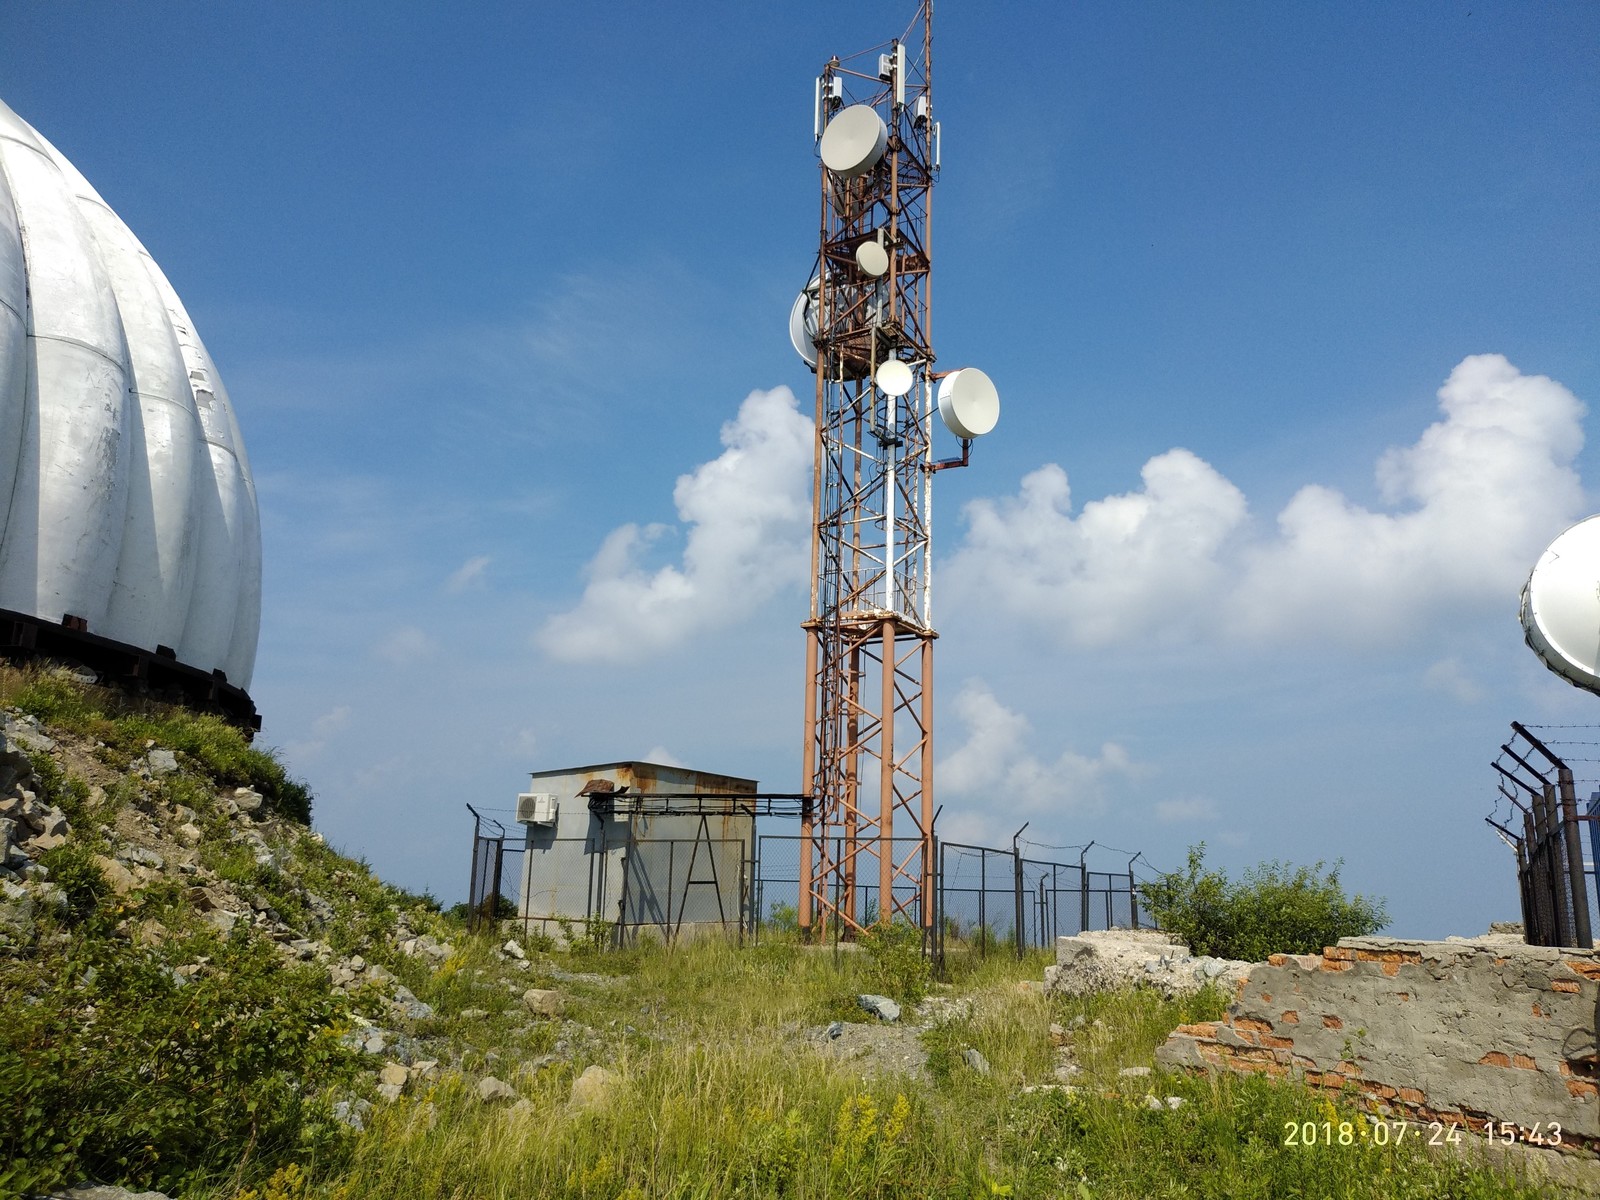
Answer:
[1156,932,1600,1173]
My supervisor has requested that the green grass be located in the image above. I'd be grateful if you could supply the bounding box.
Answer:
[0,673,1560,1199]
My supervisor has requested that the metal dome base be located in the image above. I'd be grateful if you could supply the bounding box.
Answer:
[0,607,260,734]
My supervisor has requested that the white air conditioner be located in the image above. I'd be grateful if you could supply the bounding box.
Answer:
[516,792,558,825]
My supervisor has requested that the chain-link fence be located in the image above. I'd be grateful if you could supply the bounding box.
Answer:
[470,810,1153,955]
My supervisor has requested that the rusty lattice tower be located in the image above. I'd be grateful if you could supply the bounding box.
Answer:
[793,3,997,937]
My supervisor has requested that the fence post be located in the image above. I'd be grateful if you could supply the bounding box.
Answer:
[1560,768,1593,948]
[979,852,987,957]
[465,805,483,934]
[1012,824,1028,961]
[1078,841,1094,934]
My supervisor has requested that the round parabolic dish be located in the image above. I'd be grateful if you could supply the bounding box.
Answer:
[820,105,889,179]
[875,358,912,397]
[1521,514,1600,696]
[788,281,818,368]
[855,240,889,277]
[937,368,1000,439]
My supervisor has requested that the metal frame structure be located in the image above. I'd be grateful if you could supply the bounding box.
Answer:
[799,2,958,937]
[1489,722,1594,948]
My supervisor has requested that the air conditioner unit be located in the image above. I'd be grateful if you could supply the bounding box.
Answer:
[516,792,558,825]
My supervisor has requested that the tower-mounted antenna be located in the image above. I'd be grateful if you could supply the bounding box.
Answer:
[791,1,1000,937]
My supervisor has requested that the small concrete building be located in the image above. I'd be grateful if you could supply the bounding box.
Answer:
[515,761,757,940]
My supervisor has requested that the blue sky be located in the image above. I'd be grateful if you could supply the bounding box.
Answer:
[4,2,1597,937]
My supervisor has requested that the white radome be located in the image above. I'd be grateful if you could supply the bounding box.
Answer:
[0,97,260,688]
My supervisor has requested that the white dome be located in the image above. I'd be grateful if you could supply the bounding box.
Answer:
[0,97,260,689]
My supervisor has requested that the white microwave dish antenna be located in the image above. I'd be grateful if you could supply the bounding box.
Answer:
[855,240,889,277]
[820,104,889,179]
[1521,514,1600,696]
[788,277,820,369]
[875,358,913,397]
[937,368,1000,438]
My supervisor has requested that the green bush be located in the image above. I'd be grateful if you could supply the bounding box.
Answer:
[0,924,361,1196]
[1139,842,1388,960]
[859,919,930,1003]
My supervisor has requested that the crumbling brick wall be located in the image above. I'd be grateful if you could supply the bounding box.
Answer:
[1157,934,1600,1166]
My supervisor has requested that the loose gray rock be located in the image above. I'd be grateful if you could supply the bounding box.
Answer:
[1117,1066,1152,1079]
[332,1098,372,1131]
[502,939,527,960]
[857,993,901,1022]
[827,1020,844,1040]
[523,988,565,1017]
[477,1075,520,1104]
[147,749,178,775]
[569,1064,619,1111]
[233,787,265,813]
[47,1187,170,1200]
[963,1048,992,1076]
[378,1062,409,1088]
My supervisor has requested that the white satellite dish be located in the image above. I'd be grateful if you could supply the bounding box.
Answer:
[937,368,1000,439]
[1521,514,1600,696]
[875,358,913,397]
[820,104,889,179]
[855,240,889,277]
[788,278,820,369]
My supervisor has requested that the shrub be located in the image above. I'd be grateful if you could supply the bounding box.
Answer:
[859,919,930,1003]
[1139,842,1388,960]
[0,925,361,1196]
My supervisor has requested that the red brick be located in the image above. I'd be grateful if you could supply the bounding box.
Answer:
[1261,1034,1295,1050]
[1568,1080,1599,1099]
[1236,1017,1273,1034]
[1552,980,1581,994]
[1565,960,1600,981]
[1280,1010,1300,1024]
[1322,960,1353,972]
[1325,947,1355,961]
[1260,993,1273,1003]
[1322,1015,1344,1030]
[1478,1051,1511,1068]
[1268,953,1289,966]
[1174,1022,1217,1038]
[1381,962,1401,977]
[1398,1088,1425,1104]
[1513,1054,1537,1070]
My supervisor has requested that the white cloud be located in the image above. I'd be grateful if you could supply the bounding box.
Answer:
[1422,656,1487,703]
[447,554,492,593]
[936,679,1142,834]
[950,450,1246,647]
[640,745,685,768]
[282,705,352,761]
[949,355,1585,649]
[537,386,813,663]
[1155,795,1217,824]
[374,625,439,663]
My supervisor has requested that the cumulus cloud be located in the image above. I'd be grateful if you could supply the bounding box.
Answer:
[936,679,1141,831]
[537,387,813,663]
[949,355,1585,648]
[447,555,492,593]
